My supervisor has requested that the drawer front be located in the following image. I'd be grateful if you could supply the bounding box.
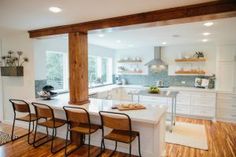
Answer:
[217,93,236,99]
[176,94,191,105]
[217,107,236,120]
[217,94,236,108]
[139,96,169,104]
[176,104,190,115]
[191,95,216,107]
[217,99,236,109]
[190,106,215,117]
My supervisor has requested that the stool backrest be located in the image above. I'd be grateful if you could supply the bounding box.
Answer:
[99,111,131,131]
[9,99,31,113]
[32,102,54,119]
[63,106,90,124]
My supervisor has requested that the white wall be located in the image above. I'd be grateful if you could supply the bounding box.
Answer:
[115,43,217,75]
[0,39,3,121]
[1,32,35,122]
[34,37,68,80]
[115,47,153,74]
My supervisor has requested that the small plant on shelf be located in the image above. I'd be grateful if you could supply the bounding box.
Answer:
[1,50,29,76]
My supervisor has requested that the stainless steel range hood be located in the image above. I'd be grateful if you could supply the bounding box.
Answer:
[145,47,167,71]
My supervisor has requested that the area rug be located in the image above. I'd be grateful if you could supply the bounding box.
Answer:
[165,122,208,150]
[0,131,17,146]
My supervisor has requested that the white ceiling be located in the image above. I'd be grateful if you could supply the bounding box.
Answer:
[0,0,214,36]
[88,17,236,49]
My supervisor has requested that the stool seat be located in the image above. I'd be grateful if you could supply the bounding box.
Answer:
[70,123,100,134]
[104,129,139,143]
[16,114,38,122]
[38,118,66,128]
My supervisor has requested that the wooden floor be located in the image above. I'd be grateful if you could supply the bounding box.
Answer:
[0,117,235,157]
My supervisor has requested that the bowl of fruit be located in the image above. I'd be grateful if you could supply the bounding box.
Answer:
[148,86,160,94]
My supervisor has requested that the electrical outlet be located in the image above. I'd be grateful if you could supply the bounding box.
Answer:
[181,81,186,85]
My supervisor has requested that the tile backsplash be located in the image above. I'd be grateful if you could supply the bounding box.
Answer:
[119,70,206,87]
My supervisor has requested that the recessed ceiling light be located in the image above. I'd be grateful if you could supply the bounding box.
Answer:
[172,34,180,38]
[49,7,62,13]
[202,39,208,42]
[116,40,121,43]
[98,34,104,37]
[203,22,214,27]
[162,42,167,45]
[203,32,211,36]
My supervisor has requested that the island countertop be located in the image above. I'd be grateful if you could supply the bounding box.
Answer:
[29,94,167,125]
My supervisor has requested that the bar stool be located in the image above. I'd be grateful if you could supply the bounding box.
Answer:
[63,106,101,157]
[10,99,38,145]
[99,111,142,157]
[32,102,66,154]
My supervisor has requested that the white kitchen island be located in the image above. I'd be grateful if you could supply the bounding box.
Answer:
[29,94,167,157]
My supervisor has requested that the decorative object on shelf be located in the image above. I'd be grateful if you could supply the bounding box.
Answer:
[208,74,216,89]
[38,85,58,100]
[118,56,142,63]
[193,52,204,59]
[1,50,29,76]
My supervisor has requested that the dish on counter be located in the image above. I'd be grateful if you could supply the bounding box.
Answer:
[148,86,160,94]
[112,103,146,111]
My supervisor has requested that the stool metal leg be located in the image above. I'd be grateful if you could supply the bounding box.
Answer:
[109,141,117,157]
[138,134,142,157]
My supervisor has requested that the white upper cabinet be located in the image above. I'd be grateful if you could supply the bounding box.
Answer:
[216,45,236,92]
[217,46,236,62]
[217,62,235,92]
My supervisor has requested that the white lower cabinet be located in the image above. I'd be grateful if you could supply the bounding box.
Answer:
[176,91,216,118]
[94,87,217,119]
[217,93,236,122]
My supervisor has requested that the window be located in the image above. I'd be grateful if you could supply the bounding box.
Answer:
[88,56,113,87]
[46,51,68,91]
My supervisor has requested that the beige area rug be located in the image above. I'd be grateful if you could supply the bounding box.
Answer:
[165,122,208,150]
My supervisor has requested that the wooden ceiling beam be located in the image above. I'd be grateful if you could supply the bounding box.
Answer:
[28,1,236,38]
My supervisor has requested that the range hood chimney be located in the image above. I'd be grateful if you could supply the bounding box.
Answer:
[145,47,167,72]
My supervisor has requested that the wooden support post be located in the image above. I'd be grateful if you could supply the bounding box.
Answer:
[68,32,89,105]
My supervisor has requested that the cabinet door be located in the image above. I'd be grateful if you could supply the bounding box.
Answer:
[217,46,236,62]
[218,62,234,92]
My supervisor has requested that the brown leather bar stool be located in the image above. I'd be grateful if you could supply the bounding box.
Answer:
[9,99,38,145]
[32,102,66,154]
[63,106,101,157]
[99,111,142,157]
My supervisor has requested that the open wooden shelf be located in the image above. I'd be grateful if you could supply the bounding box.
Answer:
[118,71,143,74]
[175,58,206,62]
[175,70,206,75]
[118,60,142,63]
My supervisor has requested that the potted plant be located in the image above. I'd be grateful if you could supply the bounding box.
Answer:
[1,50,29,76]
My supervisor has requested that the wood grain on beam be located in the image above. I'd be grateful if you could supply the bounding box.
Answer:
[28,1,236,38]
[68,32,89,105]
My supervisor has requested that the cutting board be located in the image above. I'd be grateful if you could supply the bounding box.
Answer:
[115,104,146,111]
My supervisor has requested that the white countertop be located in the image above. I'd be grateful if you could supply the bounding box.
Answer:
[89,84,217,94]
[29,94,167,125]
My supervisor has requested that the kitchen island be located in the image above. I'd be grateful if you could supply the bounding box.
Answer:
[29,94,167,157]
